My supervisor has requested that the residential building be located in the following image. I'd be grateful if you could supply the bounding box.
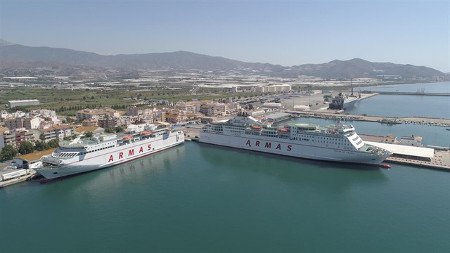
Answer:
[254,84,291,93]
[4,117,41,130]
[165,111,187,124]
[152,110,166,123]
[40,125,73,142]
[2,129,36,149]
[175,101,202,114]
[98,117,118,129]
[0,126,8,151]
[76,108,120,121]
[199,102,240,116]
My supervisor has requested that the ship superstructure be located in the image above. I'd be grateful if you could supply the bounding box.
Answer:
[199,114,390,165]
[37,128,184,179]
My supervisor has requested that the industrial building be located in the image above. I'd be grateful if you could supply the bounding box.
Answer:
[8,99,40,108]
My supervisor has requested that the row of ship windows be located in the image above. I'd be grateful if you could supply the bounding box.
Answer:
[295,135,348,141]
[294,137,353,147]
[57,153,78,158]
[84,145,115,154]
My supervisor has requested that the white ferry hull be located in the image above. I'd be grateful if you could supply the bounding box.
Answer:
[199,132,389,165]
[38,132,184,180]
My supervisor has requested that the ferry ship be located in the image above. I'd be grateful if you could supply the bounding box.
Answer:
[199,113,391,165]
[37,128,184,180]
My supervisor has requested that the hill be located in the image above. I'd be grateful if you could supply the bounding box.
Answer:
[0,41,443,79]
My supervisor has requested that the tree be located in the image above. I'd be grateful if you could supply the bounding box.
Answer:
[115,126,124,133]
[85,131,93,138]
[0,145,18,162]
[18,141,34,155]
[47,139,59,148]
[39,133,46,141]
[105,128,115,133]
[34,140,48,151]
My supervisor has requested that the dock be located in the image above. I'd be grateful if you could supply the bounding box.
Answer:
[363,140,450,171]
[362,91,450,96]
[286,110,450,127]
[384,152,450,171]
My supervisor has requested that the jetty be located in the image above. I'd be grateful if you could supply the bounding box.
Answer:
[286,110,450,127]
[361,140,450,171]
[362,91,450,96]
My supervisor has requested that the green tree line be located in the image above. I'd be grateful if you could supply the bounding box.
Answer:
[0,139,59,162]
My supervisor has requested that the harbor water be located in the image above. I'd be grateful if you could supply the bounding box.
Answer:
[351,81,450,118]
[1,82,450,252]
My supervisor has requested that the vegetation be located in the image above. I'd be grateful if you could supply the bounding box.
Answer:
[34,141,47,151]
[84,131,93,138]
[105,126,124,134]
[31,139,60,152]
[0,145,18,162]
[47,139,59,149]
[0,87,262,116]
[18,141,35,155]
[0,138,61,162]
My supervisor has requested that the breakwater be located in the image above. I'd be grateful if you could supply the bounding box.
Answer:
[286,110,450,127]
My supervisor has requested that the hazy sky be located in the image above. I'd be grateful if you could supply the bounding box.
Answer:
[0,0,449,71]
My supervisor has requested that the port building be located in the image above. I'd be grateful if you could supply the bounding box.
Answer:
[366,141,434,162]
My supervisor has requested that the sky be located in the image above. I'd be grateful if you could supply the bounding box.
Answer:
[0,0,449,72]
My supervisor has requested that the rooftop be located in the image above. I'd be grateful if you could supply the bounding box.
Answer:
[366,141,434,159]
[8,99,39,103]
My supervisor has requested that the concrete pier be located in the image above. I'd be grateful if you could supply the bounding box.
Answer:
[363,140,450,171]
[362,91,450,96]
[286,110,450,127]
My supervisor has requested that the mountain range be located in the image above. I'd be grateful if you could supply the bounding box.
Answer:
[0,39,444,79]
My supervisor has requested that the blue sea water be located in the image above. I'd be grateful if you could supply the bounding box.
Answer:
[350,81,450,118]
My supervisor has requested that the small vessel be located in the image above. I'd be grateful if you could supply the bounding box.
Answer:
[37,128,184,180]
[199,113,391,165]
[379,164,391,169]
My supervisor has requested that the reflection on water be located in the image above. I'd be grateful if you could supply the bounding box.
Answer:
[40,144,186,194]
[198,142,388,194]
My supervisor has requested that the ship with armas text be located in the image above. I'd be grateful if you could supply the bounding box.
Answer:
[199,113,391,165]
[37,128,184,180]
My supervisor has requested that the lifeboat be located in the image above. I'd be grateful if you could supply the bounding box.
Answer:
[278,127,289,133]
[122,135,133,141]
[379,164,391,169]
[250,125,262,130]
[140,131,152,136]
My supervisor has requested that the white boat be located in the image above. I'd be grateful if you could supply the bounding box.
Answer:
[37,128,184,180]
[199,113,391,165]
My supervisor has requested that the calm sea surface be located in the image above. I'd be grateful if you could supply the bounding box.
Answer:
[350,81,450,118]
[1,82,450,252]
